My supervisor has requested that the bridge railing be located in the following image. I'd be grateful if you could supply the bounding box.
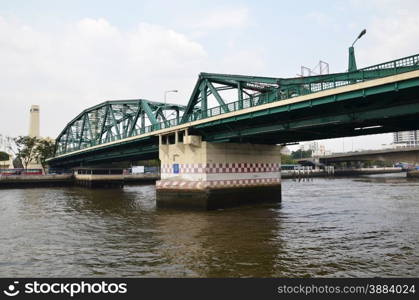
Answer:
[289,53,419,95]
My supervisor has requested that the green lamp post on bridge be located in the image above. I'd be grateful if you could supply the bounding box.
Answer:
[348,29,367,72]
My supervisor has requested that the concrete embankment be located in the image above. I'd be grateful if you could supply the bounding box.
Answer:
[0,173,160,188]
[334,167,402,176]
[281,171,333,179]
[281,167,403,179]
[0,174,73,188]
[124,174,160,184]
[407,170,419,178]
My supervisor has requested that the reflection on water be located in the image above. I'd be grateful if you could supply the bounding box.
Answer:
[0,175,418,277]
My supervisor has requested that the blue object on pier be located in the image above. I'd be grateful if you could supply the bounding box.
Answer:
[173,164,180,174]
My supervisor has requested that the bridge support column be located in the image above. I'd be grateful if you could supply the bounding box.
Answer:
[156,134,282,210]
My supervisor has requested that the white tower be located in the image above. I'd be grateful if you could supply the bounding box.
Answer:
[29,105,40,138]
[27,105,43,170]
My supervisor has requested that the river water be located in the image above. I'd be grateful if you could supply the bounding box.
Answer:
[0,174,418,277]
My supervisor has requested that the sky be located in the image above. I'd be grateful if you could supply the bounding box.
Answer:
[1,0,419,153]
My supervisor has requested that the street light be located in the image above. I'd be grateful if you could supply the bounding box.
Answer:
[163,90,178,119]
[348,29,366,72]
[352,29,366,47]
[164,90,178,106]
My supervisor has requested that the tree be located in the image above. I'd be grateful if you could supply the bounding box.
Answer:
[13,157,23,169]
[14,136,39,169]
[281,154,297,165]
[291,149,313,160]
[35,138,56,172]
[0,151,9,169]
[0,151,9,161]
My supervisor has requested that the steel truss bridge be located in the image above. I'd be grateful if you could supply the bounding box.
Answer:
[49,53,419,167]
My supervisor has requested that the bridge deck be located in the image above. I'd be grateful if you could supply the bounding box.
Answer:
[49,70,419,161]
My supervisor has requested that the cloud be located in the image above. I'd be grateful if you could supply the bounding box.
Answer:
[214,50,266,75]
[350,0,419,13]
[347,0,419,64]
[0,17,207,138]
[304,11,334,26]
[358,11,419,64]
[194,7,249,30]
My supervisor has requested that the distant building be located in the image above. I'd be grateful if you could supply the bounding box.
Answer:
[280,146,291,155]
[28,105,43,169]
[308,142,318,153]
[300,141,330,156]
[29,105,40,138]
[393,131,419,147]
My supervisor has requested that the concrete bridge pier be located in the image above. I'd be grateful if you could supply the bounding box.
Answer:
[74,168,124,188]
[156,131,282,210]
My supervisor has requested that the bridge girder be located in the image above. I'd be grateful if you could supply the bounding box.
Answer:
[52,53,419,160]
[55,99,186,156]
[180,54,419,123]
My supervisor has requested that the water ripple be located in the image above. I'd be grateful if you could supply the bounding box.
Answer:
[0,175,418,277]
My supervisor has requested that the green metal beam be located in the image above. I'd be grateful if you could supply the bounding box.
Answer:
[109,105,121,140]
[204,102,419,141]
[157,109,170,128]
[53,52,419,159]
[85,113,94,145]
[200,82,208,119]
[200,72,280,85]
[77,114,87,149]
[141,101,159,126]
[141,112,145,134]
[129,102,142,136]
[238,81,243,109]
[99,105,109,143]
[181,77,203,123]
[206,80,230,113]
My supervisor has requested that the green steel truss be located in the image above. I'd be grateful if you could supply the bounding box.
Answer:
[55,99,186,155]
[55,53,419,156]
[180,53,419,122]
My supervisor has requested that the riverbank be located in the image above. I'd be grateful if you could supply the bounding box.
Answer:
[281,167,402,179]
[407,170,419,178]
[124,174,161,184]
[0,173,160,188]
[334,167,402,176]
[0,174,73,188]
[0,167,409,188]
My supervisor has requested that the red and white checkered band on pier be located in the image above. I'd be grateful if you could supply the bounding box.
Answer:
[160,162,281,174]
[156,178,281,190]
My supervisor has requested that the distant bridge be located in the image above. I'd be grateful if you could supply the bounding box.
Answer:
[317,146,419,164]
